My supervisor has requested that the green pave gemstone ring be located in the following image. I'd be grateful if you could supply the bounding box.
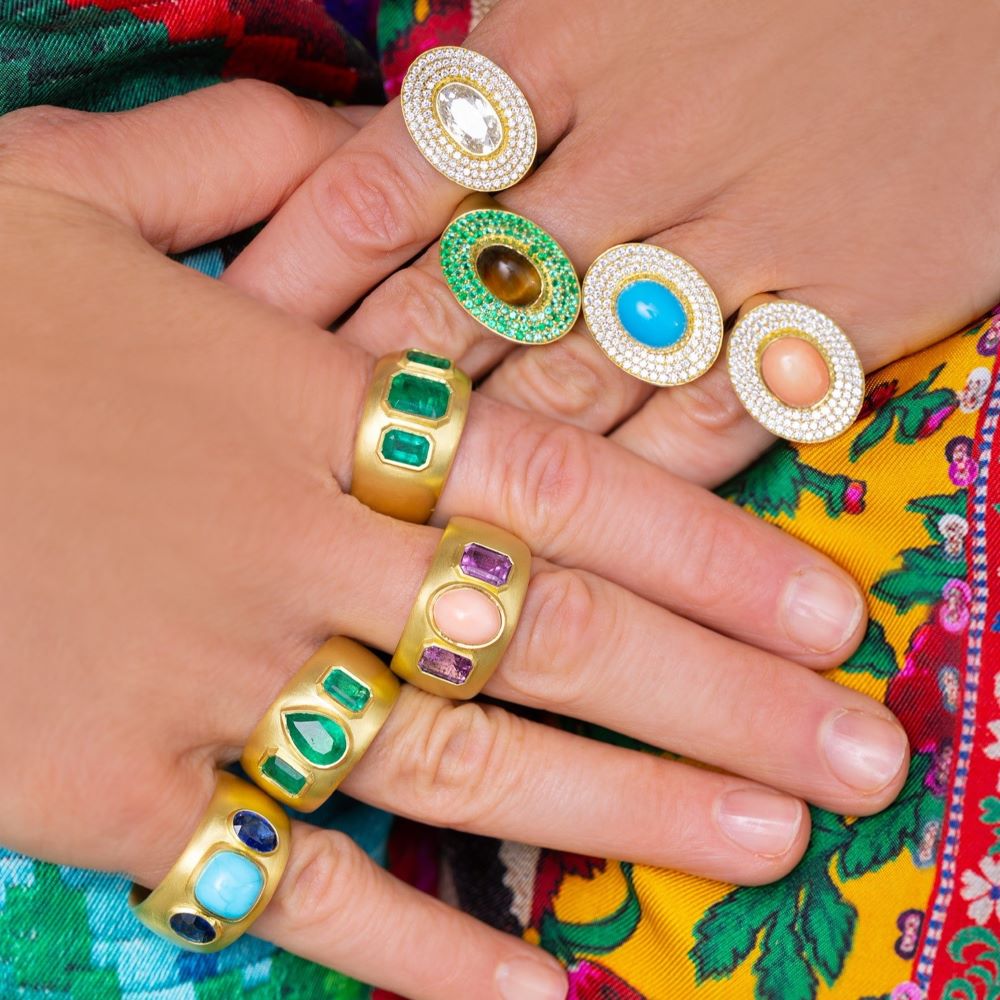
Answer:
[351,349,472,524]
[440,194,581,345]
[241,637,400,812]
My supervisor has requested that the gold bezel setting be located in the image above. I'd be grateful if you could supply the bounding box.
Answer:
[727,299,864,443]
[401,46,537,191]
[582,244,723,386]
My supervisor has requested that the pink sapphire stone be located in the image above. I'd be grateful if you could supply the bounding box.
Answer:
[418,645,474,685]
[459,543,512,586]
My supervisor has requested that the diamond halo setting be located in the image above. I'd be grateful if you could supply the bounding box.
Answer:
[401,46,537,192]
[582,244,724,386]
[727,300,864,443]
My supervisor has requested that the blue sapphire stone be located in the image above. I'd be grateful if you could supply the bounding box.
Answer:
[232,810,278,854]
[169,911,216,945]
[616,279,688,348]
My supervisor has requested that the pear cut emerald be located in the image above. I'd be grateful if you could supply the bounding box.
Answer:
[285,712,348,767]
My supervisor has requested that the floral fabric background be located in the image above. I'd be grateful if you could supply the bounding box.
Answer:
[1,1,998,997]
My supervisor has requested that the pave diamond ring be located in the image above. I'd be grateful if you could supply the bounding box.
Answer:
[401,46,537,191]
[727,295,864,444]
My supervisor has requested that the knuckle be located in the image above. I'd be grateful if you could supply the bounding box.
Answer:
[392,698,515,828]
[674,364,750,435]
[508,343,617,423]
[381,267,472,355]
[505,568,602,706]
[504,421,592,555]
[273,827,374,936]
[312,148,424,258]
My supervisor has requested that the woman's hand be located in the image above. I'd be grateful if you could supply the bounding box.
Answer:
[0,85,909,999]
[223,0,1000,485]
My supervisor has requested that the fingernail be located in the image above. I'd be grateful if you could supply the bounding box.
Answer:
[716,788,803,857]
[496,957,568,1000]
[822,710,909,793]
[782,568,864,653]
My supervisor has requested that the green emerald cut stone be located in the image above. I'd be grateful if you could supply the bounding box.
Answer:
[387,372,451,420]
[261,755,306,796]
[407,349,451,370]
[322,668,372,714]
[285,712,348,767]
[380,428,431,468]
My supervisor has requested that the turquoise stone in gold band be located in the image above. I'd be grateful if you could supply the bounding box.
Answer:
[441,206,581,344]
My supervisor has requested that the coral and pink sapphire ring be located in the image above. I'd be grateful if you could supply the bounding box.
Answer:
[401,46,537,191]
[392,516,531,700]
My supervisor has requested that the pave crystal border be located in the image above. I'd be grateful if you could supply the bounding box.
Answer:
[401,46,536,191]
[441,208,580,344]
[727,301,864,443]
[582,244,723,386]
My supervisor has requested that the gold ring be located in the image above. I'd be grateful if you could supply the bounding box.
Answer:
[392,516,530,699]
[242,637,399,811]
[128,772,290,952]
[351,350,471,524]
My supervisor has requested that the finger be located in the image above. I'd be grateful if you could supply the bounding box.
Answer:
[346,686,813,886]
[439,396,867,668]
[222,49,574,325]
[257,822,568,1000]
[0,81,361,253]
[122,766,567,1000]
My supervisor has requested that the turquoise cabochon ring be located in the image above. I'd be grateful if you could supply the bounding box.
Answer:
[582,243,724,386]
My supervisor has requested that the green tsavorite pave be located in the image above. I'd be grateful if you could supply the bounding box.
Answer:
[407,349,452,370]
[441,209,581,344]
[387,372,451,420]
[322,667,372,714]
[380,427,431,468]
[261,754,307,796]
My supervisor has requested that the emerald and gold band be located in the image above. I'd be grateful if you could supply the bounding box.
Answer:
[351,350,471,524]
[392,516,531,700]
[242,637,399,812]
[128,773,290,952]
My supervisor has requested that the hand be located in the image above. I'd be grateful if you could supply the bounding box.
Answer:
[1,85,909,999]
[222,0,1000,486]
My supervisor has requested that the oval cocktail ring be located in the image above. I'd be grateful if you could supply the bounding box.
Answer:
[392,516,531,699]
[128,772,290,951]
[727,295,864,443]
[351,349,471,524]
[441,194,581,345]
[401,46,537,191]
[582,243,724,386]
[242,637,399,811]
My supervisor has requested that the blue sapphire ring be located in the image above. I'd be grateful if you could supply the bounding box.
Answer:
[392,517,531,700]
[128,772,290,951]
[582,243,723,386]
[242,637,400,812]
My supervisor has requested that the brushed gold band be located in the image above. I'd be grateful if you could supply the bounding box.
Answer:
[242,637,399,812]
[128,772,290,952]
[391,516,531,700]
[351,350,471,524]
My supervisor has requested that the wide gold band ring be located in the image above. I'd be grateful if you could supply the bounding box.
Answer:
[392,516,531,699]
[128,772,290,952]
[241,637,399,811]
[351,350,471,524]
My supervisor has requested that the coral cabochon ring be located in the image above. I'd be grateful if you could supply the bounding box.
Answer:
[441,194,581,345]
[582,243,724,386]
[129,773,290,952]
[727,294,864,444]
[401,45,537,191]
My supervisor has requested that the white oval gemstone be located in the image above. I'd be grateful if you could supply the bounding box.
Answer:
[434,82,503,155]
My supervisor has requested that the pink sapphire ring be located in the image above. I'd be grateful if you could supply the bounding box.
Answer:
[391,516,531,700]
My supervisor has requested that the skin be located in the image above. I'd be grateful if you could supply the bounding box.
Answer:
[223,0,1000,490]
[0,84,910,998]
